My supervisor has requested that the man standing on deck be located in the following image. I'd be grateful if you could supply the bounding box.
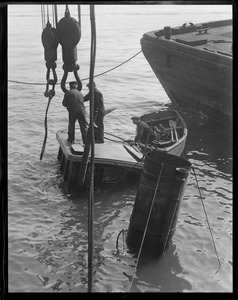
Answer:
[62,81,88,144]
[131,116,156,144]
[84,82,105,143]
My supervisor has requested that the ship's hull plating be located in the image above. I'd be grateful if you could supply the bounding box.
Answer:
[141,20,232,125]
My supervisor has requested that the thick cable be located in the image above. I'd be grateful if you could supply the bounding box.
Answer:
[87,4,96,293]
[192,166,221,273]
[8,51,142,86]
[54,5,58,26]
[40,5,44,30]
[78,5,81,28]
[46,5,49,23]
[93,50,141,77]
[40,94,53,160]
[128,163,164,292]
[104,131,127,142]
[52,5,55,28]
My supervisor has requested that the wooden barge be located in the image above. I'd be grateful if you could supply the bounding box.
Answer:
[140,19,232,125]
[56,109,188,194]
[56,129,143,194]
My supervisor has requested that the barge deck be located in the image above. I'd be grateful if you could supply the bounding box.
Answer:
[56,129,143,193]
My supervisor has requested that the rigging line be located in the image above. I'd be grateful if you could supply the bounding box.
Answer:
[104,136,124,143]
[104,131,127,142]
[8,51,142,86]
[128,163,164,292]
[88,4,96,293]
[40,5,43,30]
[94,50,142,77]
[54,5,58,26]
[40,94,53,160]
[47,5,49,23]
[52,5,55,28]
[42,5,46,29]
[78,5,81,28]
[192,166,221,273]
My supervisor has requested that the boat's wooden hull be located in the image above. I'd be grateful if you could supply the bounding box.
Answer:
[56,110,187,193]
[141,19,232,126]
[56,129,143,193]
[136,110,188,156]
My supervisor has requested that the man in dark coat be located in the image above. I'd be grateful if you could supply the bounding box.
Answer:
[131,116,156,144]
[84,82,105,143]
[62,81,88,144]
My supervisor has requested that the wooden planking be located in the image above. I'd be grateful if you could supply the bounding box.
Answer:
[56,129,143,170]
[142,41,232,84]
[157,70,232,115]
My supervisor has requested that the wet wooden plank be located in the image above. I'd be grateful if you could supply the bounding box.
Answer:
[56,129,143,170]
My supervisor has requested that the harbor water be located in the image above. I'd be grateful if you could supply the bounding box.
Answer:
[8,4,232,293]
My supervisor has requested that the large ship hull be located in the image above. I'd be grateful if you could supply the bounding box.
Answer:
[141,19,232,126]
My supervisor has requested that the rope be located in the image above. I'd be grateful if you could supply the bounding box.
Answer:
[78,5,81,28]
[52,5,55,28]
[104,136,124,143]
[40,94,53,160]
[54,5,58,25]
[127,163,164,292]
[104,131,127,142]
[192,166,221,273]
[40,5,44,30]
[46,5,49,23]
[87,4,96,293]
[94,50,141,77]
[8,51,142,86]
[116,229,125,253]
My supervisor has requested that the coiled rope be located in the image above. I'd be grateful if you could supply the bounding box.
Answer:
[8,51,142,86]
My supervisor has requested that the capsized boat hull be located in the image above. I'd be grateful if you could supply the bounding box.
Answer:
[141,19,232,126]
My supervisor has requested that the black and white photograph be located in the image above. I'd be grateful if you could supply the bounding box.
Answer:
[3,1,233,294]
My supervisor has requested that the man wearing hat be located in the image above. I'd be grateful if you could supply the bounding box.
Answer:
[131,116,156,144]
[62,81,88,144]
[84,82,105,143]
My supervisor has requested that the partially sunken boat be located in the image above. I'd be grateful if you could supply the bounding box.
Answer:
[140,19,232,125]
[56,130,143,194]
[56,109,187,194]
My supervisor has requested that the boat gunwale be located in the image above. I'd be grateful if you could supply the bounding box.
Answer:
[141,18,232,66]
[56,129,143,169]
[153,19,232,38]
[138,110,188,153]
[141,35,232,67]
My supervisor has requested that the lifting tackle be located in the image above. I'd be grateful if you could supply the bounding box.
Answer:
[57,5,82,93]
[40,7,59,160]
[41,20,58,98]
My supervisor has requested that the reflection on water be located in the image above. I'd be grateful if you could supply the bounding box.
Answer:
[8,114,232,292]
[133,244,192,292]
